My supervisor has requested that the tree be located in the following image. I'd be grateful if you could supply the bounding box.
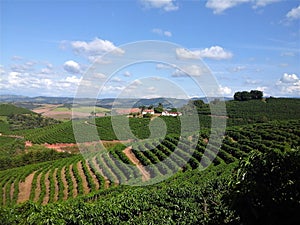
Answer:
[250,90,263,100]
[193,99,205,108]
[227,148,300,225]
[139,105,146,111]
[234,90,263,101]
[240,91,252,101]
[154,102,164,113]
[234,92,242,101]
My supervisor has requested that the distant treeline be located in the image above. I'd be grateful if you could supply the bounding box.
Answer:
[234,90,263,101]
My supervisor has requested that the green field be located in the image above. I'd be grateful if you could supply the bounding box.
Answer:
[53,106,110,114]
[0,98,299,224]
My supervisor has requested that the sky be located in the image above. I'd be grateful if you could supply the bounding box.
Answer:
[0,0,299,99]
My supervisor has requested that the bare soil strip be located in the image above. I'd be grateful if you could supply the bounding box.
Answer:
[77,161,90,194]
[61,166,68,200]
[92,157,110,188]
[17,172,35,204]
[43,140,133,153]
[34,173,42,202]
[85,160,100,190]
[123,146,150,181]
[53,168,59,202]
[69,164,78,198]
[42,171,50,205]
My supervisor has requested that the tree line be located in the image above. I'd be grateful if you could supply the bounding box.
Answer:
[234,90,263,101]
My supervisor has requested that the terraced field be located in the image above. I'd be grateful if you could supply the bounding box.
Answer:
[1,119,299,206]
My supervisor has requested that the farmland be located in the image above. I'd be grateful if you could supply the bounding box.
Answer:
[0,98,299,224]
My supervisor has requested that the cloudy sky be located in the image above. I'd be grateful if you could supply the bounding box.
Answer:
[0,0,299,98]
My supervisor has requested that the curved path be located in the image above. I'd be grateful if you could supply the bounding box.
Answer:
[123,146,150,181]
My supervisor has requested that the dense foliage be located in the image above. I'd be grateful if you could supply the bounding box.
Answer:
[0,141,72,170]
[227,148,300,225]
[233,90,263,101]
[7,113,61,130]
[0,98,299,224]
[0,164,239,225]
[0,119,299,224]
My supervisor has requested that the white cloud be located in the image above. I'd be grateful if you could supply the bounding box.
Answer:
[102,85,125,93]
[279,63,289,68]
[63,60,81,74]
[176,48,201,60]
[281,52,295,57]
[256,86,268,92]
[65,75,82,85]
[156,63,176,70]
[286,5,300,20]
[69,37,124,61]
[164,31,172,37]
[11,56,23,61]
[245,79,261,85]
[219,85,232,95]
[253,0,281,8]
[147,86,157,92]
[92,73,107,79]
[280,73,299,83]
[231,65,246,72]
[206,0,281,14]
[123,71,131,77]
[111,77,122,83]
[172,65,209,77]
[276,73,300,96]
[198,46,233,60]
[152,28,172,37]
[176,46,233,60]
[8,72,22,86]
[141,0,179,11]
[1,59,86,97]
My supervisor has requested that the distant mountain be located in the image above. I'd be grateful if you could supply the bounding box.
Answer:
[0,95,233,109]
[0,95,75,104]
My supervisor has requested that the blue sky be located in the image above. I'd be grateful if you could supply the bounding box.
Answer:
[0,0,299,98]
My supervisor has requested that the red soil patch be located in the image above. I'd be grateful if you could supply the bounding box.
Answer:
[25,141,33,147]
[44,143,77,153]
[115,108,140,115]
[17,172,35,204]
[43,140,133,153]
[123,146,150,181]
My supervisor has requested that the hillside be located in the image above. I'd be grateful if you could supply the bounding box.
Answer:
[12,98,300,145]
[0,98,299,224]
[0,104,61,134]
[0,119,299,224]
[0,103,33,116]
